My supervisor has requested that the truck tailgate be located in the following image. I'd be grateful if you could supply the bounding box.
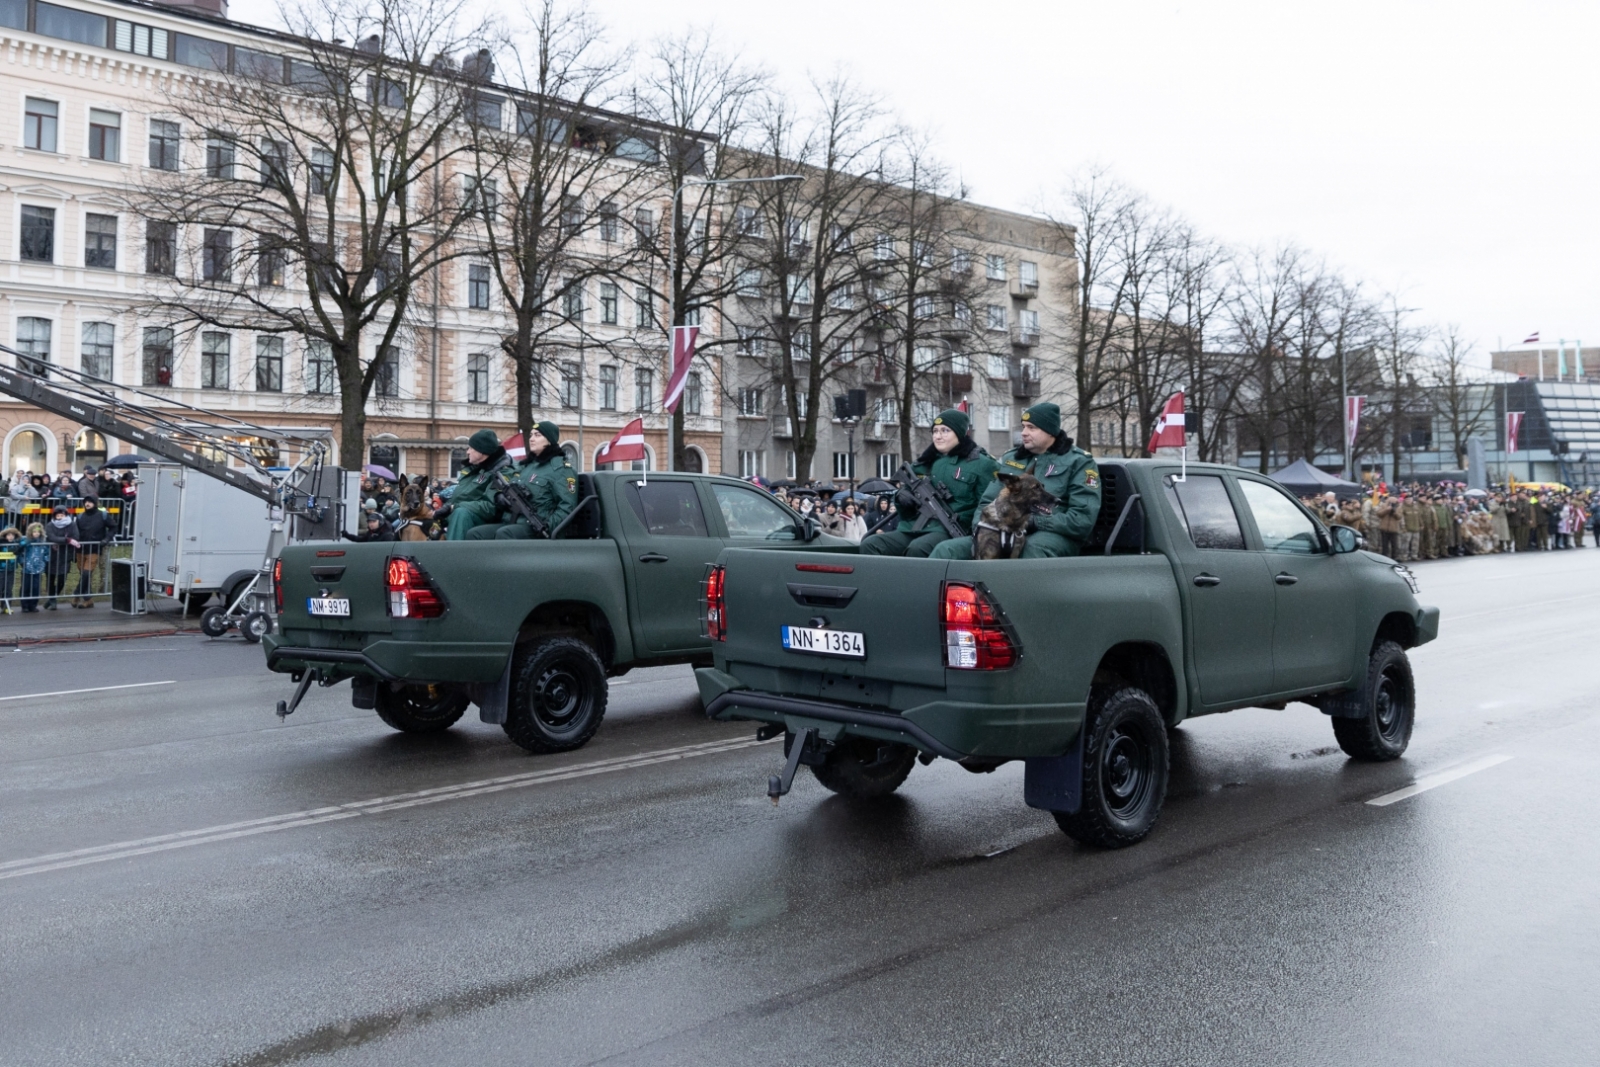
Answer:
[717,549,949,698]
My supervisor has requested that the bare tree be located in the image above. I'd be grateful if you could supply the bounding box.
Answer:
[1375,298,1427,482]
[139,0,486,464]
[1162,227,1235,461]
[1425,324,1495,469]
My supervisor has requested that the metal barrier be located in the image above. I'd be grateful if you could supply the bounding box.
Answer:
[0,496,136,543]
[0,538,129,612]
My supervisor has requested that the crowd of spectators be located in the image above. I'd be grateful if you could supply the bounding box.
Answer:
[0,466,135,613]
[1304,483,1597,561]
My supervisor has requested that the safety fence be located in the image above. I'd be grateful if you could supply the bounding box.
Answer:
[0,540,132,611]
[0,497,137,543]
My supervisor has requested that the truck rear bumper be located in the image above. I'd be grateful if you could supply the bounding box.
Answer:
[264,633,512,683]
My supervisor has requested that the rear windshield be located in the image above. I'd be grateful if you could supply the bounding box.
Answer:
[1164,474,1246,550]
[623,480,708,537]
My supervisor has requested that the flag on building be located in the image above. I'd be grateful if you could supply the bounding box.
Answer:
[1345,395,1365,448]
[503,433,526,462]
[1147,392,1186,451]
[596,417,647,466]
[1523,331,1540,344]
[1506,411,1524,453]
[662,325,699,413]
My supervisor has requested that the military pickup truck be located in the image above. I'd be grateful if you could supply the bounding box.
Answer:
[264,472,851,752]
[697,460,1440,848]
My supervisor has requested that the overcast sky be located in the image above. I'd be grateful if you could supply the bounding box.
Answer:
[233,0,1599,362]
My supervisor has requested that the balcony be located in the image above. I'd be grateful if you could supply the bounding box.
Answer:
[1012,374,1041,399]
[1011,324,1040,347]
[939,371,974,394]
[1010,276,1039,300]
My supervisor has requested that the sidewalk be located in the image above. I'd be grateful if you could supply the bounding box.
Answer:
[0,598,201,646]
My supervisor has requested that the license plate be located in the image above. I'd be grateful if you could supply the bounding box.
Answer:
[781,626,865,658]
[306,597,351,617]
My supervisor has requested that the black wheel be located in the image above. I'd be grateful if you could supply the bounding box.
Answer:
[1054,687,1169,848]
[240,611,272,643]
[503,636,608,753]
[375,683,469,733]
[1331,640,1414,761]
[199,606,231,638]
[809,737,917,799]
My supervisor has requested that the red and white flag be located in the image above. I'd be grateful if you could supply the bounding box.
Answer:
[1345,395,1365,448]
[596,417,647,466]
[662,325,699,413]
[1506,411,1524,453]
[503,432,526,462]
[1523,332,1540,344]
[1147,392,1186,452]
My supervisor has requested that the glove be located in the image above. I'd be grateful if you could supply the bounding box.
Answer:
[432,502,453,521]
[895,489,919,518]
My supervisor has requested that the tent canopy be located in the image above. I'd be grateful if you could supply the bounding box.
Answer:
[1269,459,1364,499]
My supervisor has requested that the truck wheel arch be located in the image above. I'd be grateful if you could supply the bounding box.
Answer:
[1374,611,1417,650]
[1092,642,1180,727]
[516,600,618,668]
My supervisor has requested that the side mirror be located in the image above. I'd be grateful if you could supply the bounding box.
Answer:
[799,516,821,542]
[1329,525,1361,554]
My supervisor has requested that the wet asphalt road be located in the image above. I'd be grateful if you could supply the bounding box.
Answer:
[2,548,1599,1066]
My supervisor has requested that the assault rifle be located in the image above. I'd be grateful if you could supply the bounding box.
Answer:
[892,463,966,538]
[492,470,550,539]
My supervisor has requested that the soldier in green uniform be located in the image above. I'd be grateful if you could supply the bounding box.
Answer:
[860,408,999,557]
[466,421,580,540]
[442,429,512,540]
[930,401,1102,560]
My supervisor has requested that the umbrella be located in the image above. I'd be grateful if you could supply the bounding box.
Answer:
[103,454,157,468]
[366,464,398,480]
[856,478,895,493]
[1463,488,1489,498]
[831,490,874,503]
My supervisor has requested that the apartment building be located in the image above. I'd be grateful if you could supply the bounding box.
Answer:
[0,0,722,478]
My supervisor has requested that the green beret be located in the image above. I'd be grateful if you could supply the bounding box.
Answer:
[1021,402,1062,438]
[468,428,500,454]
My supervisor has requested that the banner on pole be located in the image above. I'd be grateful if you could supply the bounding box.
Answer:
[503,433,526,462]
[662,326,699,413]
[1506,411,1524,453]
[596,417,647,467]
[1147,392,1186,452]
[1344,395,1365,449]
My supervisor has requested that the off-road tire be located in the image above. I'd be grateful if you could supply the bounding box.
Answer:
[808,737,918,799]
[240,611,272,643]
[1054,687,1169,849]
[503,636,608,753]
[199,606,230,638]
[1331,640,1414,762]
[374,683,470,733]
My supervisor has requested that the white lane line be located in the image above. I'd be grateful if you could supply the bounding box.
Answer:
[0,736,769,881]
[0,680,176,703]
[1366,754,1513,807]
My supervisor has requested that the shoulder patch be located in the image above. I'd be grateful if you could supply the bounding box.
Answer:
[565,477,577,491]
[1083,469,1100,488]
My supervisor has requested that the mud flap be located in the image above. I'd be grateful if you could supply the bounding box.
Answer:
[1023,723,1087,814]
[471,653,515,724]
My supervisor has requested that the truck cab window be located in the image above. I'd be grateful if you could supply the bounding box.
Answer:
[1164,474,1245,550]
[624,480,708,537]
[1238,480,1324,554]
[712,484,798,540]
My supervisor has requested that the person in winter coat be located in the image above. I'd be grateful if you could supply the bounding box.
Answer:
[18,522,49,612]
[343,511,398,543]
[840,502,868,543]
[0,525,20,613]
[75,466,100,501]
[72,497,111,607]
[41,506,80,610]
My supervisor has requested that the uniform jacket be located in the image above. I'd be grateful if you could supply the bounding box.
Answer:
[450,451,511,510]
[897,439,1000,534]
[982,437,1103,547]
[512,448,580,529]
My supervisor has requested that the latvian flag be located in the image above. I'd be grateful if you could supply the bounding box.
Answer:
[1147,391,1186,452]
[1523,332,1540,344]
[503,433,527,462]
[596,417,647,466]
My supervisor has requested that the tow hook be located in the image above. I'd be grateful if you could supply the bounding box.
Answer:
[768,727,815,804]
[275,670,316,721]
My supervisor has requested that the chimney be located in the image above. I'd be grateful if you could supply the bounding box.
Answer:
[150,0,228,18]
[461,47,494,81]
[356,35,381,54]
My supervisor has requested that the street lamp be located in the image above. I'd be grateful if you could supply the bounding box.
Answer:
[666,173,803,471]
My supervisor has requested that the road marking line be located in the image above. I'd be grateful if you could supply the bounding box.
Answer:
[0,680,176,703]
[1366,754,1513,807]
[0,736,769,881]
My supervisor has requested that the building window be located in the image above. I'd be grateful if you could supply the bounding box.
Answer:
[84,213,117,270]
[953,300,972,326]
[560,197,583,236]
[874,397,899,425]
[792,331,812,359]
[463,174,495,213]
[985,254,1006,281]
[1019,260,1039,289]
[255,336,283,392]
[142,326,174,386]
[200,332,230,388]
[148,119,180,170]
[735,326,764,358]
[633,208,653,250]
[81,322,114,380]
[874,234,895,261]
[88,109,121,162]
[828,282,856,311]
[309,148,335,195]
[560,360,581,408]
[785,450,798,479]
[832,452,855,479]
[951,247,971,275]
[469,92,503,129]
[913,294,935,320]
[733,205,762,238]
[877,452,900,479]
[685,371,703,416]
[145,220,176,275]
[599,282,619,325]
[205,134,236,179]
[15,317,51,376]
[740,449,764,478]
[635,286,652,329]
[20,206,55,263]
[736,268,764,298]
[306,341,335,394]
[373,346,399,398]
[1018,308,1040,339]
[988,405,1011,431]
[738,387,764,416]
[599,201,619,242]
[467,352,490,403]
[24,98,58,152]
[913,400,939,426]
[258,138,288,186]
[113,20,171,59]
[36,3,106,46]
[785,274,811,305]
[369,75,405,109]
[258,236,286,287]
[986,304,1007,331]
[599,364,617,410]
[987,354,1010,379]
[634,368,653,411]
[468,263,491,309]
[562,280,584,320]
[202,229,232,282]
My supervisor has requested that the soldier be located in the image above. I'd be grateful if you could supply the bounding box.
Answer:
[931,401,1102,560]
[1400,493,1423,561]
[438,429,512,540]
[467,422,579,540]
[861,408,998,557]
[1377,493,1401,559]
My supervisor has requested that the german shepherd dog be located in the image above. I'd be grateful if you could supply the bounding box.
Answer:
[394,475,433,542]
[973,471,1056,559]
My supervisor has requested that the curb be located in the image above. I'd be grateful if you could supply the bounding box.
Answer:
[2,623,202,647]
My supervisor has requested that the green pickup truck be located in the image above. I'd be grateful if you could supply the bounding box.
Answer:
[264,472,851,752]
[697,460,1440,848]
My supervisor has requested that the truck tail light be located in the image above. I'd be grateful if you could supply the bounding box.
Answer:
[702,564,727,641]
[272,557,283,614]
[387,557,445,619]
[942,581,1020,670]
